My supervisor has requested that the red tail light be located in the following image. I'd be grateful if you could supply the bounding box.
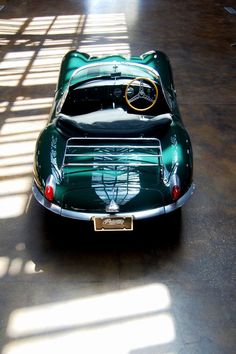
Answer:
[172,185,181,201]
[45,185,54,201]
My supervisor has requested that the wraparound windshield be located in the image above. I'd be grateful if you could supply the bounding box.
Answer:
[58,62,170,117]
[70,62,160,87]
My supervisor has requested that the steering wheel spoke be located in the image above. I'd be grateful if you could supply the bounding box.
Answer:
[128,94,140,103]
[125,77,158,112]
[142,94,155,103]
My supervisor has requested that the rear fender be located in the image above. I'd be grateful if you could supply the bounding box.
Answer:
[34,124,66,192]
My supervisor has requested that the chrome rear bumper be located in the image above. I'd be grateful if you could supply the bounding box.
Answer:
[32,182,195,221]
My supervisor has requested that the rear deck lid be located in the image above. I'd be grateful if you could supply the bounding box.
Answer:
[60,137,165,212]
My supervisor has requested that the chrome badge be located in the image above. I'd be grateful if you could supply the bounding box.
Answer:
[105,200,120,213]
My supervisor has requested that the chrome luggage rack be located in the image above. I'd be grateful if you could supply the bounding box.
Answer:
[61,137,164,176]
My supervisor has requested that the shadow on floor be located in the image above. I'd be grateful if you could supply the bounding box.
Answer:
[25,197,182,274]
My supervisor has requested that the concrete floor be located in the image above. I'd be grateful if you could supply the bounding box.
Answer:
[0,0,235,353]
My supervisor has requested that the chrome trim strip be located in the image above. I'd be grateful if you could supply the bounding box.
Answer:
[62,137,163,170]
[64,163,160,167]
[66,145,161,148]
[67,137,160,141]
[32,182,195,221]
[65,154,161,157]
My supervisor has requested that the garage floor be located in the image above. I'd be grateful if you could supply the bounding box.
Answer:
[0,0,235,353]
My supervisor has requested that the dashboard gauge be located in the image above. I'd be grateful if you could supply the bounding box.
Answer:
[113,87,122,97]
[126,86,135,97]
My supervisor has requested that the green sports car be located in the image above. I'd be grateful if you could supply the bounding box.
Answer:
[32,50,194,231]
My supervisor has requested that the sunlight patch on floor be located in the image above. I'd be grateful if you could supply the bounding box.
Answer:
[0,256,43,279]
[0,195,29,219]
[0,96,50,215]
[4,284,175,354]
[78,13,130,56]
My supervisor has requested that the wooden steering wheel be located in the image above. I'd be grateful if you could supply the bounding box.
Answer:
[125,77,158,112]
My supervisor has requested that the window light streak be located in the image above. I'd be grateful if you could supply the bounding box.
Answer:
[0,53,34,69]
[0,257,10,278]
[0,39,10,46]
[24,260,43,274]
[0,195,29,219]
[54,15,84,20]
[11,98,53,112]
[24,261,35,274]
[8,258,24,276]
[0,101,9,113]
[79,43,130,56]
[49,19,82,28]
[0,141,36,157]
[84,26,128,34]
[4,51,35,60]
[43,39,74,47]
[36,48,72,57]
[0,165,34,178]
[83,14,127,31]
[0,120,46,135]
[0,74,23,87]
[21,45,71,86]
[0,177,32,196]
[0,59,33,69]
[0,153,33,172]
[25,15,56,21]
[3,314,175,354]
[6,116,47,123]
[22,66,59,74]
[0,160,33,184]
[14,39,40,46]
[23,73,59,86]
[0,257,42,278]
[0,132,41,143]
[4,285,175,354]
[0,155,34,167]
[13,39,74,47]
[0,18,27,35]
[26,57,62,67]
[24,68,58,79]
[0,74,24,83]
[47,27,81,35]
[0,71,23,78]
[85,13,126,22]
[107,35,129,40]
[85,18,126,25]
[0,98,50,217]
[7,284,171,336]
[22,15,84,36]
[78,13,130,56]
[0,51,34,86]
[22,17,55,35]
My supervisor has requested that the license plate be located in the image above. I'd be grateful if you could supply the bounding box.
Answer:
[93,216,133,231]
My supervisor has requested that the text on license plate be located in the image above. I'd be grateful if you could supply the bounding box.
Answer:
[93,216,133,231]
